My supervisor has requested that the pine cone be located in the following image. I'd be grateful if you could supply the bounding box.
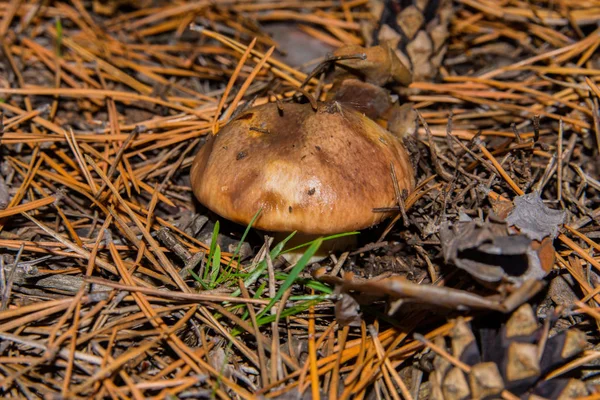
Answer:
[367,0,453,82]
[429,304,589,399]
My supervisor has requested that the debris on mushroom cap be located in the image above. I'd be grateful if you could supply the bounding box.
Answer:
[327,78,392,120]
[190,101,415,234]
[332,43,412,87]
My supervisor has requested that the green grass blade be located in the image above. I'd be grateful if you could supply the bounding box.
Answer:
[256,237,323,319]
[227,208,262,269]
[256,298,324,326]
[229,231,297,298]
[219,208,262,285]
[282,231,359,254]
[55,17,63,57]
[209,244,221,283]
[274,273,333,294]
[189,269,210,290]
[203,221,219,281]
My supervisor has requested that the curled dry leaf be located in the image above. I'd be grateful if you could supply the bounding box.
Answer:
[334,290,362,328]
[440,218,554,286]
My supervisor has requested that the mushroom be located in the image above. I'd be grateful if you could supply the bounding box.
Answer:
[190,101,415,263]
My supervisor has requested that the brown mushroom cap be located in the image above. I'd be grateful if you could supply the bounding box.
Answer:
[190,101,415,234]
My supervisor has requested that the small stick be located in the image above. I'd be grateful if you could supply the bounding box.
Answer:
[445,110,455,155]
[534,153,557,193]
[293,86,318,110]
[448,132,496,174]
[532,114,540,143]
[390,163,409,227]
[331,251,349,277]
[511,122,522,143]
[416,110,453,182]
[156,227,204,278]
[415,245,438,283]
[1,244,24,311]
[557,119,564,202]
[299,53,366,89]
[268,90,284,112]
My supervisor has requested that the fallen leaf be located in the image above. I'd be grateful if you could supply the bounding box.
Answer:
[334,291,362,327]
[506,192,566,241]
[440,218,550,284]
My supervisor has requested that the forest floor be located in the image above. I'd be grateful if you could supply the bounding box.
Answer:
[0,0,600,399]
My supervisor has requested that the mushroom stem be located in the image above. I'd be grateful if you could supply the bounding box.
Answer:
[272,232,358,265]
